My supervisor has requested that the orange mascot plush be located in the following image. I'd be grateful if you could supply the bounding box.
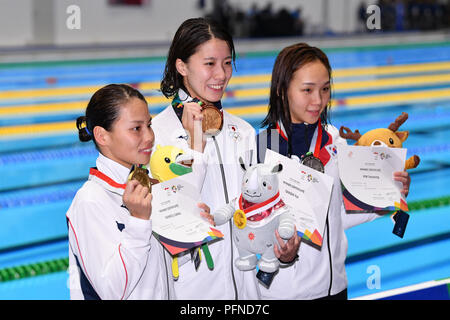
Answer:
[339,112,420,170]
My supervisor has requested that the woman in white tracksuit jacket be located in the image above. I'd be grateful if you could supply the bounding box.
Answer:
[151,18,298,300]
[256,43,411,300]
[66,84,175,300]
[152,93,260,300]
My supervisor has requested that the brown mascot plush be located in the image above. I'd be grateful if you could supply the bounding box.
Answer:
[339,112,420,170]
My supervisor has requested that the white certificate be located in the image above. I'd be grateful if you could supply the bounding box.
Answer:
[337,144,407,213]
[264,149,334,249]
[151,173,223,255]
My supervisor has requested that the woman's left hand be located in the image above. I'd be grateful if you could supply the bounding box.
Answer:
[393,170,411,197]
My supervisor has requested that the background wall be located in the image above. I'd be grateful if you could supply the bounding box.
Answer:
[0,0,33,46]
[0,0,367,47]
[53,0,205,45]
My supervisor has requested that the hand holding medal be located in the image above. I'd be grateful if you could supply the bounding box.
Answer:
[181,100,205,152]
[123,164,153,220]
[128,164,152,192]
[192,98,223,136]
[178,95,223,152]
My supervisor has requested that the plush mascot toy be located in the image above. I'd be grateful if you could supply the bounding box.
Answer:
[213,157,296,287]
[339,112,419,238]
[339,112,420,170]
[149,145,193,182]
[148,145,196,280]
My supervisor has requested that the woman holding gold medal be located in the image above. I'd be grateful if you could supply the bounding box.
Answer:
[151,18,299,300]
[256,43,411,300]
[66,84,177,299]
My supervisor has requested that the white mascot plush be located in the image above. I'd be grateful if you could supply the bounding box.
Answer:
[213,157,296,287]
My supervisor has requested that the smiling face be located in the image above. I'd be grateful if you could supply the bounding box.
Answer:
[176,38,233,104]
[287,60,331,124]
[99,97,154,169]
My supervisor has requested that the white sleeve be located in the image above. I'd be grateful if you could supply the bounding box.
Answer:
[67,199,154,300]
[188,147,208,194]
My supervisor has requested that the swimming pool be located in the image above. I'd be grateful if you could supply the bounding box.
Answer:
[0,41,449,299]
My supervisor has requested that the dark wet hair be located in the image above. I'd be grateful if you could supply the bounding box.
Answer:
[76,84,147,149]
[262,42,333,134]
[160,17,236,98]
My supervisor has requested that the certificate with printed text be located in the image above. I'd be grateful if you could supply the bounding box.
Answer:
[264,149,334,249]
[151,173,223,255]
[337,144,408,213]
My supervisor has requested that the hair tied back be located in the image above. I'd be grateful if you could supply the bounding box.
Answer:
[81,118,90,135]
[76,116,92,142]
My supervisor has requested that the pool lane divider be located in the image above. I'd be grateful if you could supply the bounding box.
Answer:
[2,86,450,138]
[0,257,68,282]
[1,69,450,109]
[1,60,449,106]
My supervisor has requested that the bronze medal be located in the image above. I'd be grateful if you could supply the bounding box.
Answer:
[201,105,223,136]
[128,165,152,193]
[301,152,325,173]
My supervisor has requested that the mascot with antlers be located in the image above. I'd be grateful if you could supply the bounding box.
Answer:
[339,112,420,170]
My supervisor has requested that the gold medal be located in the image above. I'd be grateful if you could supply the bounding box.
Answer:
[128,165,152,193]
[201,105,223,136]
[233,209,247,229]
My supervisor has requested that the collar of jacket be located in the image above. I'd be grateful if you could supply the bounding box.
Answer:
[88,153,130,195]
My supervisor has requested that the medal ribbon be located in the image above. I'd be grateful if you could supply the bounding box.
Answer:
[312,118,322,159]
[238,192,284,220]
[171,89,223,122]
[276,119,323,160]
[89,167,126,195]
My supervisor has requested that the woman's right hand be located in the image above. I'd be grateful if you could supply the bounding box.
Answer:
[198,202,216,226]
[181,101,205,152]
[122,179,152,220]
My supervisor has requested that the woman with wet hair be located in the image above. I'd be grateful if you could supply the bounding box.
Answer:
[152,18,299,300]
[257,43,411,300]
[68,84,174,299]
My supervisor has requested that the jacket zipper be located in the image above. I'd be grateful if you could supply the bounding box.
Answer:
[326,215,333,296]
[212,135,239,300]
[162,248,171,299]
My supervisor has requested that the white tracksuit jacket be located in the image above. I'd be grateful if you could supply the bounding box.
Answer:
[66,153,175,300]
[151,104,261,300]
[257,125,381,299]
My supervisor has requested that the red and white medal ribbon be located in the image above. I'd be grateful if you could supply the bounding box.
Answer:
[238,192,284,221]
